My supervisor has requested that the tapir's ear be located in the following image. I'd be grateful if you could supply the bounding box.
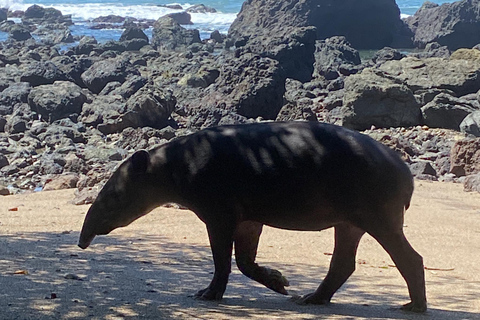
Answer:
[129,150,150,175]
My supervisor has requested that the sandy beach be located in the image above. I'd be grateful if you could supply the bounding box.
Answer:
[0,180,479,319]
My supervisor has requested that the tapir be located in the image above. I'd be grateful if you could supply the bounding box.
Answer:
[78,121,427,312]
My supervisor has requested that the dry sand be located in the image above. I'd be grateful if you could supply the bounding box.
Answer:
[0,181,479,319]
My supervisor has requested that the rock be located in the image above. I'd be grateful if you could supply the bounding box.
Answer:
[92,15,125,23]
[186,106,252,130]
[8,24,32,41]
[410,42,451,59]
[81,58,140,94]
[23,4,72,25]
[186,4,217,13]
[275,103,318,122]
[0,154,9,169]
[109,75,147,99]
[210,30,224,43]
[313,36,362,80]
[28,81,87,123]
[166,11,192,25]
[237,26,317,83]
[151,16,201,51]
[74,36,98,55]
[464,173,480,192]
[372,47,405,64]
[50,55,94,88]
[201,53,286,120]
[0,9,6,22]
[119,26,148,42]
[228,0,412,50]
[405,0,480,50]
[421,93,478,130]
[20,61,70,87]
[409,160,438,180]
[379,56,480,97]
[0,83,31,113]
[450,137,480,176]
[72,187,98,205]
[460,110,480,136]
[43,173,79,190]
[177,67,219,88]
[83,85,176,134]
[341,69,421,130]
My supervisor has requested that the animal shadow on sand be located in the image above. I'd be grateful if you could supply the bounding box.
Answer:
[0,232,476,319]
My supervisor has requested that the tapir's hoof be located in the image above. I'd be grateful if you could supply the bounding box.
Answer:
[264,268,289,295]
[400,301,427,313]
[194,288,224,301]
[293,292,330,305]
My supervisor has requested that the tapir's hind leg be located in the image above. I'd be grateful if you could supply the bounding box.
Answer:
[297,223,365,305]
[234,221,290,294]
[372,230,427,312]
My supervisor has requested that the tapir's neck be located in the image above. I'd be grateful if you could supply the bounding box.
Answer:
[147,145,188,207]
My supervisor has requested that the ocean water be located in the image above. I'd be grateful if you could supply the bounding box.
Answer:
[0,0,460,43]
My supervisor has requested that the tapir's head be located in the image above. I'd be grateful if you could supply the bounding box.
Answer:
[78,150,160,249]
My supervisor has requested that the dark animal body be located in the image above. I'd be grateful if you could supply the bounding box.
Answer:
[78,121,427,312]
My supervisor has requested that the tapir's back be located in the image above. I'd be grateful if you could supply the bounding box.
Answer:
[161,122,413,229]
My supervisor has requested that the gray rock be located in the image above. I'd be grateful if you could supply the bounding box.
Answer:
[8,24,33,41]
[342,69,421,130]
[314,36,362,80]
[151,16,201,51]
[405,0,480,50]
[450,137,480,176]
[28,81,88,123]
[372,47,405,64]
[200,53,286,120]
[166,11,192,25]
[228,0,412,50]
[81,58,139,94]
[20,61,70,87]
[120,26,149,42]
[460,110,480,136]
[379,56,480,97]
[0,83,31,114]
[421,93,478,130]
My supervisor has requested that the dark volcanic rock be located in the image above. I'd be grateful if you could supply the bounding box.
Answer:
[0,83,31,113]
[421,93,478,130]
[460,110,480,136]
[151,16,201,50]
[28,81,88,123]
[120,26,149,42]
[239,26,317,83]
[23,4,72,26]
[81,85,176,134]
[406,0,480,50]
[228,0,412,49]
[166,11,192,25]
[81,58,140,94]
[20,61,70,87]
[342,69,421,130]
[201,53,286,120]
[313,36,362,80]
[8,24,33,41]
[379,56,480,97]
[186,4,217,13]
[0,9,7,22]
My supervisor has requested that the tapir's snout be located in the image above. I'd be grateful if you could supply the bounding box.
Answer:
[78,222,97,249]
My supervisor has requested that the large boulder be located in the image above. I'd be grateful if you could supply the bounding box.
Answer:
[342,69,421,130]
[23,4,73,26]
[421,93,478,130]
[200,53,286,120]
[406,0,480,50]
[379,56,480,97]
[228,0,412,49]
[81,58,139,94]
[81,85,176,134]
[236,26,317,83]
[20,61,70,87]
[28,81,88,123]
[151,16,201,50]
[313,36,362,80]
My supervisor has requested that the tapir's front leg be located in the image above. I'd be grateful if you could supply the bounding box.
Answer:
[195,217,235,300]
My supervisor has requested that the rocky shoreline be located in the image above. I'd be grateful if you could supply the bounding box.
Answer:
[1,0,480,202]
